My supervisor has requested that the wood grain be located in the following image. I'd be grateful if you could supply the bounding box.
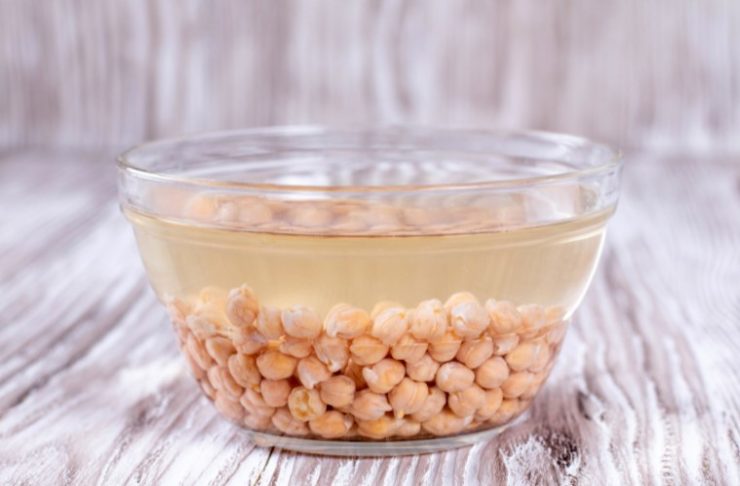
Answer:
[1,0,739,153]
[0,150,738,485]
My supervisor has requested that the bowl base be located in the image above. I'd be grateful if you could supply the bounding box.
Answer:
[245,412,528,457]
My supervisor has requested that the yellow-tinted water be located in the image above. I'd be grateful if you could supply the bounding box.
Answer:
[125,208,611,316]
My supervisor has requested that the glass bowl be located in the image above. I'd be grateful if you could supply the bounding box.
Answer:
[117,126,622,456]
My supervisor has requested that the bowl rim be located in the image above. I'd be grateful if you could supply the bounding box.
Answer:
[117,125,623,194]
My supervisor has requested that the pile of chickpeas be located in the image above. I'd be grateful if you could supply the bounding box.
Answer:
[169,286,567,441]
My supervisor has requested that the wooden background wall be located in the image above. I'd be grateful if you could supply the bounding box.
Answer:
[1,0,739,153]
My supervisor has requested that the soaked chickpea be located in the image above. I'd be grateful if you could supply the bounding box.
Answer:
[176,284,566,441]
[456,335,494,369]
[390,334,428,364]
[325,303,371,339]
[282,306,322,339]
[436,362,475,393]
[349,335,389,365]
[410,299,448,341]
[256,350,297,380]
[272,407,309,436]
[313,334,349,372]
[448,384,486,418]
[296,355,332,389]
[428,330,463,363]
[405,353,440,383]
[362,359,405,394]
[350,390,392,421]
[255,305,284,340]
[319,375,356,408]
[260,379,292,408]
[309,411,354,439]
[410,386,446,422]
[288,387,327,422]
[371,307,409,345]
[225,285,259,328]
[389,378,429,418]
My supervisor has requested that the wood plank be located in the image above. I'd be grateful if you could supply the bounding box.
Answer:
[0,150,738,484]
[1,1,739,152]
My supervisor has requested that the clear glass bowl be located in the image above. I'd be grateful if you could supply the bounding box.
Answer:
[118,127,622,456]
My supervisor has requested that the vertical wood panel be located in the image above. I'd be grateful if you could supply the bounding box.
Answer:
[1,0,739,151]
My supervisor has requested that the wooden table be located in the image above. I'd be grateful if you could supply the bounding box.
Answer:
[1,150,738,485]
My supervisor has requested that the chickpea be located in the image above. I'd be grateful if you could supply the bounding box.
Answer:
[448,384,486,418]
[325,303,371,339]
[456,335,494,369]
[505,341,545,371]
[492,334,519,356]
[287,387,326,422]
[319,375,356,408]
[357,416,403,439]
[349,335,389,365]
[200,379,217,400]
[205,336,236,366]
[232,326,267,355]
[475,388,504,421]
[350,390,392,421]
[237,197,273,226]
[371,306,409,345]
[371,300,403,319]
[186,314,218,341]
[443,292,478,313]
[406,354,440,383]
[428,330,463,363]
[436,362,475,393]
[450,301,490,339]
[281,306,322,339]
[184,193,219,220]
[485,299,523,335]
[288,204,334,228]
[183,349,205,380]
[410,386,446,422]
[185,333,213,370]
[389,378,429,418]
[227,353,261,388]
[255,305,284,340]
[546,322,568,346]
[256,350,297,380]
[225,285,260,328]
[501,371,535,398]
[260,379,292,408]
[529,342,552,372]
[214,391,244,422]
[240,388,275,418]
[396,419,422,437]
[166,296,191,328]
[518,304,546,337]
[279,336,313,359]
[210,366,244,400]
[313,334,349,372]
[244,413,272,431]
[475,356,510,389]
[422,409,473,436]
[343,360,367,389]
[198,286,228,309]
[272,407,310,436]
[362,359,405,394]
[409,299,448,341]
[309,411,354,439]
[390,334,428,364]
[296,355,332,389]
[489,399,521,425]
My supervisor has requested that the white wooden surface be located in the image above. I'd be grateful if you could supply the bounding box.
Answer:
[1,0,739,153]
[1,150,738,485]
